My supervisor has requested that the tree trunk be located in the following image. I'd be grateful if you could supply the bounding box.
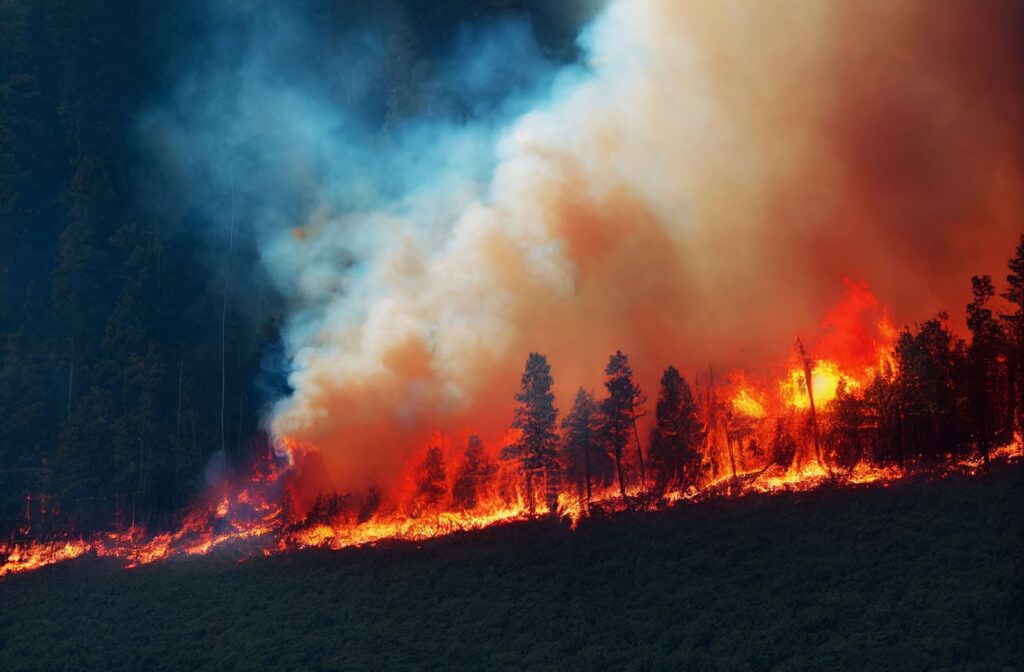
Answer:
[583,442,593,507]
[544,465,560,517]
[898,408,907,469]
[979,361,990,465]
[632,419,646,495]
[614,449,627,502]
[727,432,738,480]
[798,340,827,475]
[524,469,535,515]
[1011,356,1019,440]
[706,364,719,480]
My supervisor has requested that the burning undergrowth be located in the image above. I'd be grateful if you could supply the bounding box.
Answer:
[3,275,1022,578]
[4,0,1023,578]
[2,444,1019,579]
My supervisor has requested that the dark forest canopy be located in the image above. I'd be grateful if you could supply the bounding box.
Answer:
[0,0,602,535]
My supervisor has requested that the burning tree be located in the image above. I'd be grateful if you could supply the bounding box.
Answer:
[888,315,969,464]
[769,418,798,470]
[505,353,560,515]
[822,381,870,473]
[598,351,647,502]
[451,435,497,511]
[561,388,607,507]
[648,366,703,496]
[410,445,447,516]
[966,276,1009,463]
[1003,235,1024,437]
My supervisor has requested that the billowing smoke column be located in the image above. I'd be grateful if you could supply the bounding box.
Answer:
[146,0,1023,503]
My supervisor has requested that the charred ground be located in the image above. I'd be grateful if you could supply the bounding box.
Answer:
[2,462,1021,672]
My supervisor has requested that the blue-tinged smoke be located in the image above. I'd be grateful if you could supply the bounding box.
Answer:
[140,0,1024,501]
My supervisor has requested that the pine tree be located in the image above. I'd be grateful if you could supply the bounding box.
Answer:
[1001,235,1024,437]
[889,315,970,464]
[823,381,868,473]
[966,275,1007,463]
[451,435,497,511]
[411,445,447,515]
[648,366,703,495]
[54,387,114,528]
[506,353,560,514]
[598,351,647,502]
[561,388,606,506]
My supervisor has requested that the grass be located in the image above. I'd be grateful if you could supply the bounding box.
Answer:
[1,463,1021,672]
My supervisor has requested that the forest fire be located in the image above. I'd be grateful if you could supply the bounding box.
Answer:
[3,442,1019,579]
[3,272,1022,580]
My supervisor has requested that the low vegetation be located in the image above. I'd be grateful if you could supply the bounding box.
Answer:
[1,463,1020,672]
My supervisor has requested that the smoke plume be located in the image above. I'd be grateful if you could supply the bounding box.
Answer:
[145,0,1024,500]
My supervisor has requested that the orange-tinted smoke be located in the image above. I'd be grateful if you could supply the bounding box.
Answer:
[271,0,1023,504]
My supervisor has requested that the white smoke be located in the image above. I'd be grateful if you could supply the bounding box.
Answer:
[144,0,1024,497]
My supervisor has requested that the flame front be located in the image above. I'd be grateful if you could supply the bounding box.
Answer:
[5,440,1019,578]
[3,281,1021,579]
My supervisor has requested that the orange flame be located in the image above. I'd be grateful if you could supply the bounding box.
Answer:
[1,281,1019,579]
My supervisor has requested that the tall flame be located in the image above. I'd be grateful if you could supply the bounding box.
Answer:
[3,280,1021,579]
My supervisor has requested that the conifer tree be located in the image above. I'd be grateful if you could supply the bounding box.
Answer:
[452,434,497,511]
[598,351,647,502]
[411,445,447,515]
[506,353,560,514]
[966,275,1006,463]
[823,381,869,472]
[648,366,702,495]
[1001,235,1024,436]
[561,388,605,506]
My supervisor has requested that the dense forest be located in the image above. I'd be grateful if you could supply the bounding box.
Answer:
[0,0,600,535]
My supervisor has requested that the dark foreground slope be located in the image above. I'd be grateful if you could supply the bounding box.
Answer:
[2,465,1022,672]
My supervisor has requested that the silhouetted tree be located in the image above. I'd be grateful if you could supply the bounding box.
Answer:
[1002,235,1024,437]
[823,381,869,473]
[890,315,969,464]
[357,487,381,523]
[452,435,497,511]
[506,353,560,514]
[307,491,351,526]
[966,275,1007,463]
[411,445,447,515]
[648,366,702,495]
[561,388,605,506]
[862,373,897,466]
[769,418,798,470]
[796,340,825,474]
[598,351,647,502]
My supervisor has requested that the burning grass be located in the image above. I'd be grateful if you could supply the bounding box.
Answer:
[1,461,1020,672]
[4,277,1022,580]
[2,441,1019,579]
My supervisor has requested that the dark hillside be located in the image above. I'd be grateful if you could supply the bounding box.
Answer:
[2,463,1021,672]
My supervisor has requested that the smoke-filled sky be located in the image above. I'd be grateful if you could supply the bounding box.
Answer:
[144,0,1023,497]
